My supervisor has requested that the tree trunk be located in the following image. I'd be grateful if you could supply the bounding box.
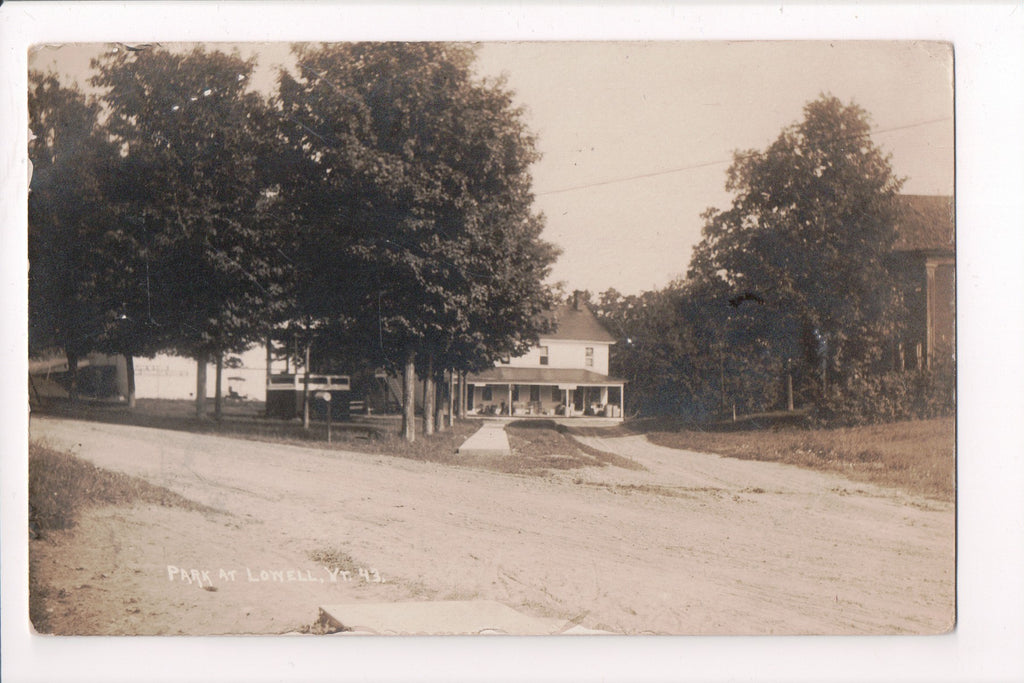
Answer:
[423,353,435,436]
[214,351,223,422]
[459,371,468,419]
[302,342,311,430]
[435,373,446,432]
[66,350,79,405]
[195,354,207,418]
[29,375,43,407]
[402,348,416,442]
[125,354,136,410]
[448,370,455,427]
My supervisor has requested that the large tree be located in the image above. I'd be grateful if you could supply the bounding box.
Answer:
[91,46,287,418]
[274,42,558,440]
[688,95,905,405]
[28,71,133,402]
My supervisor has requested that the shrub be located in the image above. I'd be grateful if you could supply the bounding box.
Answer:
[815,363,955,426]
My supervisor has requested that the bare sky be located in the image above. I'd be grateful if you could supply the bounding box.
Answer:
[30,40,954,296]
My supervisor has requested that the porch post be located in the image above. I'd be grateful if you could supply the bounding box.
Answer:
[507,384,512,416]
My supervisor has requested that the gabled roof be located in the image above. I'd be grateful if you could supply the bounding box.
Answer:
[540,301,616,343]
[466,367,627,385]
[894,195,955,253]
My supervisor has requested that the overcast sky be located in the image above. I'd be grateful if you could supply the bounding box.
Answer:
[31,40,954,296]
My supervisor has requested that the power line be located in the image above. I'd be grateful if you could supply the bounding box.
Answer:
[536,115,952,197]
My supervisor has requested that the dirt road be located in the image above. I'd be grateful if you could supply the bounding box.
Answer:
[29,416,954,635]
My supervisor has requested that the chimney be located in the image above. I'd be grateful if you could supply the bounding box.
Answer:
[572,290,582,311]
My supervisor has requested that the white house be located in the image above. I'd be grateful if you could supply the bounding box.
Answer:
[465,296,626,418]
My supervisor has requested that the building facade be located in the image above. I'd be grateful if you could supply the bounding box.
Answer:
[890,194,956,371]
[465,296,626,418]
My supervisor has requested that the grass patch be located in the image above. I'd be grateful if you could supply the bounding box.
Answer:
[642,417,954,501]
[307,547,360,573]
[503,420,645,474]
[29,440,219,534]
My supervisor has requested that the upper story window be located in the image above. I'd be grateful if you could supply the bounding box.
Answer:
[539,346,549,365]
[585,347,594,367]
[500,355,510,365]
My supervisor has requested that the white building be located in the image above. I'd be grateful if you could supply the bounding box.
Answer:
[465,296,626,418]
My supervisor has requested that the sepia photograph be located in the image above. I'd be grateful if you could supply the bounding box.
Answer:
[3,2,1024,682]
[25,37,956,637]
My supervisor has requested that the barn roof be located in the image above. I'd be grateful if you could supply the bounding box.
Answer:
[894,194,955,253]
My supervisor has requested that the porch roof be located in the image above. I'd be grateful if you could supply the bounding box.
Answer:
[466,367,627,386]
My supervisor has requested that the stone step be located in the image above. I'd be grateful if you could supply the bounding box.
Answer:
[318,600,570,635]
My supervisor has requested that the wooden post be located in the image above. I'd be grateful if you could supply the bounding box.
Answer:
[265,336,273,417]
[302,342,311,429]
[786,372,794,412]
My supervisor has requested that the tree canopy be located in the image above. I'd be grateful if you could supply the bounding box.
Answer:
[29,43,557,435]
[274,43,557,372]
[272,43,558,437]
[688,95,905,398]
[28,72,115,363]
[590,95,913,420]
[90,47,287,365]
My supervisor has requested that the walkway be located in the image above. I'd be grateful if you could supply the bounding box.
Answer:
[456,419,511,457]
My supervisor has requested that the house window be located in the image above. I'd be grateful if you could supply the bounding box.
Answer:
[539,346,549,365]
[585,347,594,367]
[482,386,493,401]
[500,355,510,365]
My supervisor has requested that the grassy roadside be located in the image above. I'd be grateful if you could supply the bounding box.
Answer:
[640,417,955,501]
[31,399,637,476]
[29,440,220,535]
[28,441,221,633]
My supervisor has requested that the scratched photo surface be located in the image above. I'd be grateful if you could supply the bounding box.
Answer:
[27,41,954,636]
